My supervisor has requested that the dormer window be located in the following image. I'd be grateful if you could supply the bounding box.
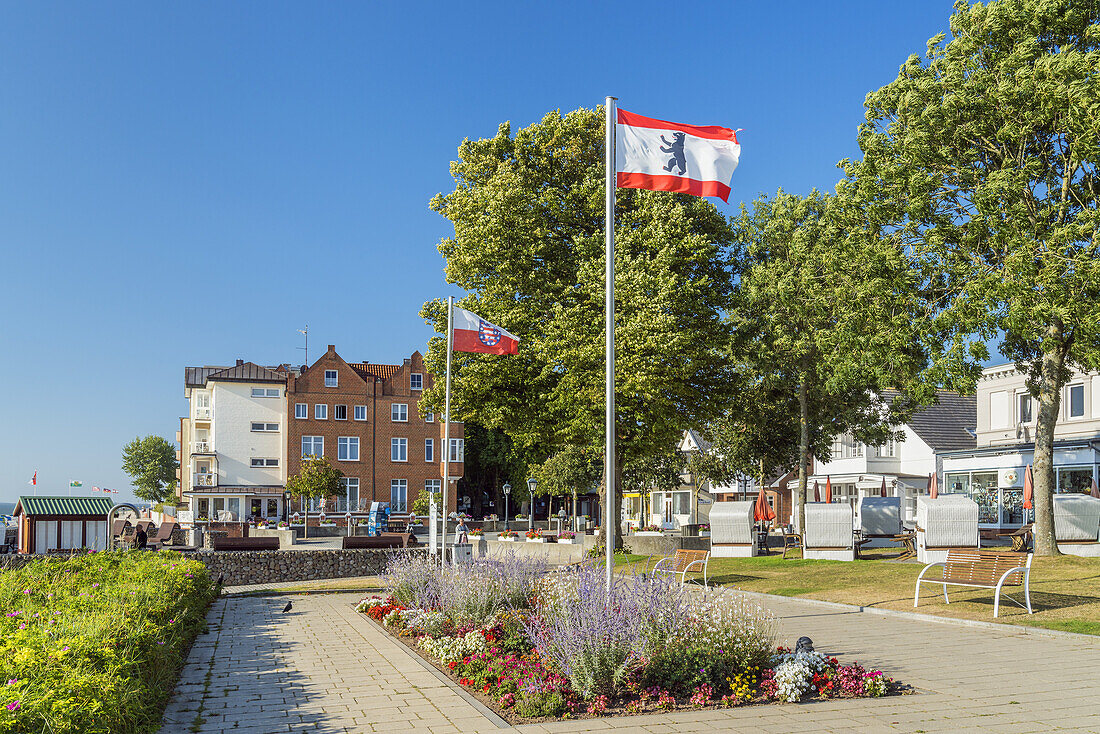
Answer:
[324,370,338,387]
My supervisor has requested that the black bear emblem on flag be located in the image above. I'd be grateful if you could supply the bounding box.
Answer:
[660,132,687,176]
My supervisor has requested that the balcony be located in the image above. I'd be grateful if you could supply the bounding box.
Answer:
[194,407,212,421]
[193,473,217,488]
[192,441,214,454]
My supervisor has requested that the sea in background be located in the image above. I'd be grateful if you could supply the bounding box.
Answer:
[0,502,16,516]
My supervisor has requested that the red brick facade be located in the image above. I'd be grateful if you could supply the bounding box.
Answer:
[285,345,462,514]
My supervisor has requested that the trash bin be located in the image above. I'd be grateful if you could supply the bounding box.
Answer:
[451,542,473,565]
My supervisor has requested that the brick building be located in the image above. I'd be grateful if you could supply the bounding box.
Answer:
[286,345,462,515]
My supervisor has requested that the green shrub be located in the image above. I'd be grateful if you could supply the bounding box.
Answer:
[0,551,216,734]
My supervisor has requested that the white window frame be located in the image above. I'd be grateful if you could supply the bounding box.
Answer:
[251,387,280,398]
[425,438,434,463]
[251,458,279,468]
[354,405,367,421]
[302,436,324,458]
[340,477,360,512]
[410,373,423,390]
[391,437,408,462]
[334,404,348,421]
[852,442,864,458]
[250,422,279,432]
[1017,391,1034,424]
[390,479,408,513]
[391,403,408,422]
[295,403,308,419]
[315,404,328,420]
[338,436,360,462]
[448,438,464,463]
[424,411,434,423]
[425,479,440,495]
[324,370,338,387]
[1066,383,1085,419]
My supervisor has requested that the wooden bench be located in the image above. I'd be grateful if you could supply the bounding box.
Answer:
[652,549,710,586]
[211,537,280,551]
[342,532,418,549]
[914,549,1033,618]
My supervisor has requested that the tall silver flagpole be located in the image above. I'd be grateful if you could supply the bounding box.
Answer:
[604,96,617,593]
[442,296,454,562]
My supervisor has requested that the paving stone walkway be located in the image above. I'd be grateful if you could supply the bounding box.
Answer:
[158,590,1100,734]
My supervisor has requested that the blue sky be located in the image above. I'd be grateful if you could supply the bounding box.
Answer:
[0,1,962,504]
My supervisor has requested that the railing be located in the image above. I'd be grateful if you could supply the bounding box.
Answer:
[194,407,212,420]
[193,473,217,487]
[192,441,213,454]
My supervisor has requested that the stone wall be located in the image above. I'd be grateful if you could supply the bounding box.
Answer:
[178,548,417,586]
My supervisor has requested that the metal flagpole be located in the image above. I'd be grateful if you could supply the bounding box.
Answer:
[442,296,455,563]
[604,96,617,594]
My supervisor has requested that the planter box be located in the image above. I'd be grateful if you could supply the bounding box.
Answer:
[634,531,663,537]
[499,536,517,542]
[558,538,577,544]
[526,538,546,543]
[700,531,711,537]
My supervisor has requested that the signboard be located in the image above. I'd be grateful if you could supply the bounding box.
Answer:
[177,510,194,526]
[428,503,438,555]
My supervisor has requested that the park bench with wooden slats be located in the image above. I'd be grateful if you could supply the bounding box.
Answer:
[652,548,710,586]
[914,549,1033,618]
[211,536,280,551]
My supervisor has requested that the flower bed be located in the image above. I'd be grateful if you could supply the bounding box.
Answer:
[0,551,217,734]
[356,553,905,723]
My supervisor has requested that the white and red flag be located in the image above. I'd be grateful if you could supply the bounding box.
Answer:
[452,307,519,355]
[28,471,36,486]
[616,109,741,202]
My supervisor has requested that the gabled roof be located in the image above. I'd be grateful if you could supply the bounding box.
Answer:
[908,392,977,451]
[206,362,288,383]
[14,496,115,516]
[350,363,400,381]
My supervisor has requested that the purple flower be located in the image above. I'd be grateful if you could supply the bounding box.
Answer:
[5,701,18,712]
[5,680,16,686]
[21,589,30,595]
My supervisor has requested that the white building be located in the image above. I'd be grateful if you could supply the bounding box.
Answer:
[939,364,1100,532]
[178,361,296,522]
[789,392,977,525]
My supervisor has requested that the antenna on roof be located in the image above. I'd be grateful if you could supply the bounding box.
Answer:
[297,325,308,366]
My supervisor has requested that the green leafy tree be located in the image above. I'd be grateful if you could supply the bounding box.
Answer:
[461,423,534,520]
[730,190,934,531]
[121,435,179,504]
[532,445,601,523]
[847,0,1100,554]
[420,107,738,547]
[285,456,343,538]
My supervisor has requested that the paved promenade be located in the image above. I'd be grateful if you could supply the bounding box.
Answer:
[158,590,1100,734]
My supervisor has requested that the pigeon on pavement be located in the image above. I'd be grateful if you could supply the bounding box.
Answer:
[282,601,293,613]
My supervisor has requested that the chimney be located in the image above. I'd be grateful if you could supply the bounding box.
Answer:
[236,359,244,366]
[327,344,336,354]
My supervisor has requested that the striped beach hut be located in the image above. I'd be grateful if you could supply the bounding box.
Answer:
[12,496,115,554]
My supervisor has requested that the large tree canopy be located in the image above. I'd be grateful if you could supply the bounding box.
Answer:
[420,108,739,542]
[121,435,178,504]
[848,0,1100,553]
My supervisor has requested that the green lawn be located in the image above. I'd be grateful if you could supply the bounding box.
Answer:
[617,550,1100,635]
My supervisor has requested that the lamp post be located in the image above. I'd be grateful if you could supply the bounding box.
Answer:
[502,483,511,532]
[526,477,537,532]
[284,491,291,522]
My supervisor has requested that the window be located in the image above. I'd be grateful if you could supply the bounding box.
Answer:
[251,387,280,398]
[410,373,423,390]
[1057,467,1094,494]
[301,436,324,458]
[831,437,843,460]
[852,442,864,458]
[338,436,360,461]
[295,403,307,419]
[449,438,464,463]
[334,404,347,421]
[250,422,279,432]
[425,439,434,462]
[354,405,367,421]
[250,458,279,467]
[315,404,328,420]
[338,477,359,512]
[1018,392,1033,424]
[324,370,338,387]
[391,437,407,462]
[1067,384,1085,419]
[425,479,440,495]
[876,440,895,458]
[390,479,408,512]
[425,412,434,423]
[391,403,408,422]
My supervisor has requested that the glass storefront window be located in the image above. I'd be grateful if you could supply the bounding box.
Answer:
[1057,467,1094,494]
[673,491,690,515]
[970,472,999,525]
[1002,488,1024,525]
[945,473,970,496]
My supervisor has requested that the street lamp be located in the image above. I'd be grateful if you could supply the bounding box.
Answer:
[526,477,537,531]
[502,483,511,531]
[284,490,291,522]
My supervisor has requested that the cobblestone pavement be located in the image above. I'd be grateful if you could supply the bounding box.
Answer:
[158,591,1100,734]
[221,576,380,595]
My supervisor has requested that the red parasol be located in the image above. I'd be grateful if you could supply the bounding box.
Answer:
[1022,464,1033,510]
[754,485,776,523]
[824,476,833,504]
[928,472,938,499]
[1091,477,1099,499]
[813,481,820,502]
[880,476,888,497]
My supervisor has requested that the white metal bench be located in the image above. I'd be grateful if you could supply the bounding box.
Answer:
[652,549,710,586]
[914,549,1033,618]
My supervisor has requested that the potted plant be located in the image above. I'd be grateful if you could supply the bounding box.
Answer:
[499,529,518,542]
[468,528,484,538]
[699,523,711,537]
[558,530,577,544]
[277,521,289,529]
[525,529,545,543]
[634,524,664,536]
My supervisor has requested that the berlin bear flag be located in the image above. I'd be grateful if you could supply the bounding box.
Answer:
[451,306,519,356]
[616,108,741,202]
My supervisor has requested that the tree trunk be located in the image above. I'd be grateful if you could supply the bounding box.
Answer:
[303,505,308,539]
[797,367,810,534]
[1033,329,1067,556]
